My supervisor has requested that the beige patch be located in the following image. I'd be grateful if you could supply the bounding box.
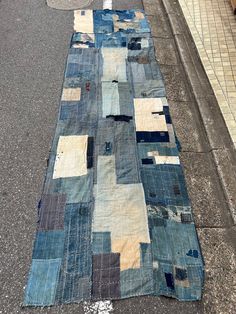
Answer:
[53,135,88,179]
[134,98,168,132]
[174,267,190,287]
[154,156,180,165]
[93,156,150,270]
[74,10,94,33]
[61,88,81,101]
[135,11,145,20]
[147,152,180,165]
[112,237,143,271]
[175,278,190,288]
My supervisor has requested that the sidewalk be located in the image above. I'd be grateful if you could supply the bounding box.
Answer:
[179,0,236,147]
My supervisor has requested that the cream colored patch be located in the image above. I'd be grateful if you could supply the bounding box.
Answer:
[112,237,143,271]
[175,279,190,288]
[174,266,190,288]
[61,88,81,101]
[112,14,139,33]
[134,98,168,132]
[93,156,150,271]
[53,135,88,179]
[135,11,145,19]
[74,10,94,33]
[147,152,180,165]
[154,155,180,165]
[141,38,149,48]
[102,48,128,82]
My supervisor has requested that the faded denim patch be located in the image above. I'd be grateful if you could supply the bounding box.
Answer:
[150,219,203,300]
[140,165,190,207]
[24,259,61,306]
[32,231,65,259]
[92,232,111,254]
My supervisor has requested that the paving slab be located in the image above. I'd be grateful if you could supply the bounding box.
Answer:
[180,151,233,228]
[197,227,236,314]
[152,37,179,65]
[160,64,191,102]
[146,12,172,38]
[178,0,236,148]
[212,148,236,221]
[156,0,236,224]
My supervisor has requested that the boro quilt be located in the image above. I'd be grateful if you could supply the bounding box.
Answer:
[24,9,204,306]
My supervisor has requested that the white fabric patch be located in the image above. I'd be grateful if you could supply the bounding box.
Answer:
[150,154,180,165]
[61,88,81,101]
[134,98,168,132]
[72,43,90,48]
[53,135,88,179]
[141,38,149,48]
[74,10,94,33]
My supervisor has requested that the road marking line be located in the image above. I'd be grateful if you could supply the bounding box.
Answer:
[103,0,112,10]
[83,301,113,314]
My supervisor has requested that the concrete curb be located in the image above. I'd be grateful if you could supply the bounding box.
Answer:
[146,0,236,223]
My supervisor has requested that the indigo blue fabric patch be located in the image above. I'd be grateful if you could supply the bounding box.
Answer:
[24,9,204,306]
[32,231,65,259]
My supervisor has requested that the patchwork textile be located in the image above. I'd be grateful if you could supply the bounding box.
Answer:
[24,9,204,306]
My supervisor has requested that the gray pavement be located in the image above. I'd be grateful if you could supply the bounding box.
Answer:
[0,0,235,313]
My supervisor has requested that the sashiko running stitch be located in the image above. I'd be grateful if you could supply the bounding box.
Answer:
[24,10,204,306]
